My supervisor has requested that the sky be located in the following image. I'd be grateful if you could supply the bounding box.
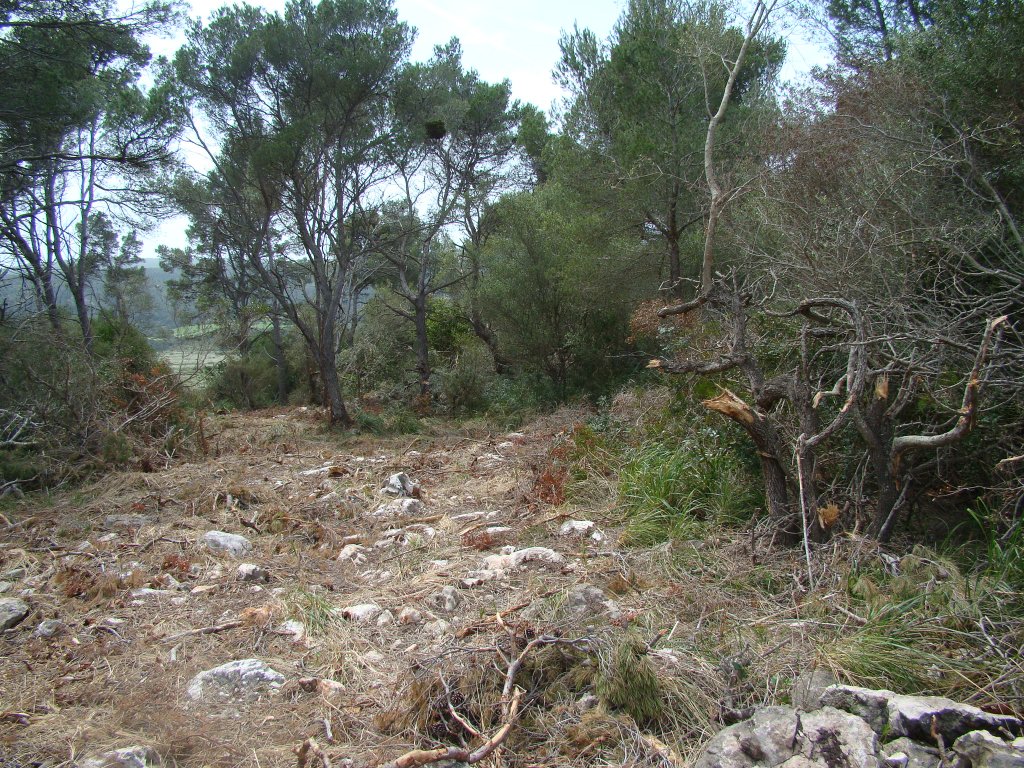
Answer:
[143,0,831,260]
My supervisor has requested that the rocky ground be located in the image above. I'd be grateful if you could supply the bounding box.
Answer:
[0,407,1021,768]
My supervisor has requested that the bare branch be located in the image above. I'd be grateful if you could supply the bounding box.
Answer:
[891,316,1008,462]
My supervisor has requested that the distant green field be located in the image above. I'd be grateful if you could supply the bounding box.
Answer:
[173,323,219,340]
[161,341,224,381]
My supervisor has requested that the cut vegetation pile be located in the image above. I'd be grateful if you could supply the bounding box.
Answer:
[1,400,1021,767]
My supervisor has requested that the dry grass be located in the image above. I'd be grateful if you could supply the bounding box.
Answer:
[1,406,1020,768]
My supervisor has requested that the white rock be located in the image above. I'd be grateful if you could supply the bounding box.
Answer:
[481,547,565,575]
[338,544,367,564]
[369,498,425,519]
[34,619,68,638]
[383,472,418,497]
[485,526,513,535]
[78,745,160,768]
[429,586,462,612]
[129,588,179,599]
[376,610,395,626]
[398,607,423,625]
[201,531,253,557]
[186,659,284,701]
[237,564,269,583]
[278,620,306,642]
[0,581,11,593]
[341,603,382,623]
[559,520,596,536]
[424,619,451,638]
[0,597,30,630]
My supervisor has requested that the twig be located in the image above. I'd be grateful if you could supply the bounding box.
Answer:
[295,736,332,768]
[159,620,244,643]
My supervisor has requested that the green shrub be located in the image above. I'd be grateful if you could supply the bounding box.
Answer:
[618,438,761,545]
[437,338,494,415]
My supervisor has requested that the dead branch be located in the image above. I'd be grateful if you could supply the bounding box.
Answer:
[159,620,244,643]
[890,315,1008,462]
[295,736,332,768]
[371,634,584,768]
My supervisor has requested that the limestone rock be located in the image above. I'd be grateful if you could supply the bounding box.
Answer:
[78,745,160,768]
[398,607,423,625]
[338,544,367,564]
[383,472,418,497]
[881,737,940,768]
[480,546,565,576]
[0,597,30,630]
[377,610,395,626]
[424,619,451,638]
[341,603,382,623]
[694,706,877,768]
[821,685,1023,742]
[791,667,838,711]
[237,564,269,583]
[186,659,284,701]
[370,498,425,519]
[953,730,1024,768]
[429,586,462,613]
[201,530,253,557]
[34,618,68,638]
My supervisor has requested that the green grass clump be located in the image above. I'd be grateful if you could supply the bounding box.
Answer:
[617,440,760,545]
[286,588,339,637]
[595,633,663,726]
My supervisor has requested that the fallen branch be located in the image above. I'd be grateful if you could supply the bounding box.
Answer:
[159,620,243,643]
[295,736,332,768]
[370,634,583,768]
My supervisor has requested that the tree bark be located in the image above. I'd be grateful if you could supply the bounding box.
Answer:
[703,389,797,541]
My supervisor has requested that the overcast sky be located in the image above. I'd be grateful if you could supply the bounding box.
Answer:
[143,0,830,260]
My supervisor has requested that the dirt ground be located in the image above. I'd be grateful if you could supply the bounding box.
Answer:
[0,406,905,768]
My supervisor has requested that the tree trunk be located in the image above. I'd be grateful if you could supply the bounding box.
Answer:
[72,279,93,355]
[414,295,431,398]
[318,342,351,428]
[702,389,797,542]
[271,310,288,405]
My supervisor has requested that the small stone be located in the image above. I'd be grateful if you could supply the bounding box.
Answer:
[398,607,423,625]
[0,597,31,629]
[104,515,152,530]
[565,584,608,616]
[577,693,600,712]
[0,581,11,594]
[376,610,395,626]
[202,531,253,557]
[424,619,451,638]
[383,472,418,497]
[881,738,940,768]
[341,603,382,623]
[237,564,270,583]
[78,745,160,768]
[186,659,284,701]
[279,620,306,643]
[338,544,367,564]
[559,520,596,536]
[429,586,462,613]
[369,498,425,519]
[34,619,68,638]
